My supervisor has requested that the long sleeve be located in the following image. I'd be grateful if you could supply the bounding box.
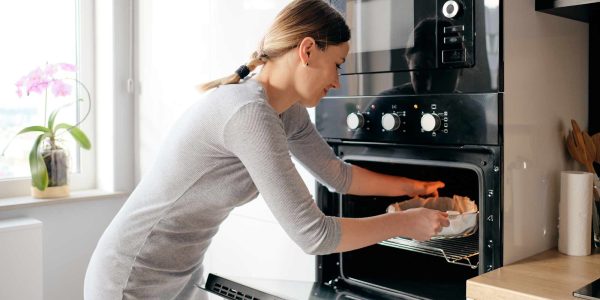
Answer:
[283,104,353,194]
[223,102,341,255]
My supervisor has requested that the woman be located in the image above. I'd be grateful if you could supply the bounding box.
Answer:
[84,0,449,299]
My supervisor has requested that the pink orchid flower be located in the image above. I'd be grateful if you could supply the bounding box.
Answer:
[24,67,49,95]
[16,63,78,97]
[50,80,72,97]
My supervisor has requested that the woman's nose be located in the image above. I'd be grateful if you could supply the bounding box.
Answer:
[331,74,341,89]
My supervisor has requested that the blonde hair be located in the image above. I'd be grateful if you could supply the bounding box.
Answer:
[197,0,350,92]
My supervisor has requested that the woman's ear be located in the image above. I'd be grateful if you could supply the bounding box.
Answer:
[298,37,316,66]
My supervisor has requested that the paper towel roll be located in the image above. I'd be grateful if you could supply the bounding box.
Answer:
[558,171,593,256]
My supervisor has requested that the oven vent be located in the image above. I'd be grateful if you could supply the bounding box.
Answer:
[204,273,286,300]
[379,234,479,269]
[211,283,255,300]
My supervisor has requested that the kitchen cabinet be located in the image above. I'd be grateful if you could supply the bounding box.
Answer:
[536,0,600,22]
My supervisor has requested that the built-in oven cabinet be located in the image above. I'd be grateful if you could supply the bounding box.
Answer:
[316,144,502,299]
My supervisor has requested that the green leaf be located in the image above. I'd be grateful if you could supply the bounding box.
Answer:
[17,126,50,135]
[29,134,48,191]
[48,100,80,131]
[54,123,91,149]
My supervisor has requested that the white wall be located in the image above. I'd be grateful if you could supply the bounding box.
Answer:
[0,196,126,300]
[503,0,589,264]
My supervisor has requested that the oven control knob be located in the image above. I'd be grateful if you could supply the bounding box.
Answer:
[346,112,365,130]
[442,0,461,19]
[381,113,401,131]
[421,113,442,132]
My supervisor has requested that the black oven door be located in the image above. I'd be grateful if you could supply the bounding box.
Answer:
[316,142,502,300]
[330,0,475,75]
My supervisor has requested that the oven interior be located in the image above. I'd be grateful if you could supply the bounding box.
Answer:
[339,159,481,299]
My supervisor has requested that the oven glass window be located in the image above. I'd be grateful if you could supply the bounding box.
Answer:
[347,0,415,54]
[335,0,439,74]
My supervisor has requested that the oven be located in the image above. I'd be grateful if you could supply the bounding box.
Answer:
[314,93,502,299]
[313,0,503,297]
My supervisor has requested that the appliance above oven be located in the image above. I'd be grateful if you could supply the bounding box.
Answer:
[331,0,475,75]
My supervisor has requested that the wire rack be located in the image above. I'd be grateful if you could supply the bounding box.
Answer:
[379,234,479,269]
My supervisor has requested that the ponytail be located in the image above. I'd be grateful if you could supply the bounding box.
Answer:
[196,52,267,92]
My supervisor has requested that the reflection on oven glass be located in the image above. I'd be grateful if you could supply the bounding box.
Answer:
[383,18,463,95]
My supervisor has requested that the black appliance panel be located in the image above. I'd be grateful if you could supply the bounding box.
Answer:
[329,0,502,95]
[316,93,501,146]
[331,0,475,74]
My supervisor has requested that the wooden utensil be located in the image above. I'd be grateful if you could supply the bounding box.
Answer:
[592,133,600,163]
[567,131,586,166]
[570,120,595,173]
[583,131,597,169]
[567,120,600,202]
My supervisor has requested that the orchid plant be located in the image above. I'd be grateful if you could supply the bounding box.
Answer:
[2,63,91,191]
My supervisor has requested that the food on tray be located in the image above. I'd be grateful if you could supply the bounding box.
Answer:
[386,195,478,238]
[386,195,477,213]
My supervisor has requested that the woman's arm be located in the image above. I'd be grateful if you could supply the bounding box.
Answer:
[346,165,445,197]
[334,208,450,252]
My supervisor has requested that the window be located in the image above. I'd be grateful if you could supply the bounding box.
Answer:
[0,0,95,198]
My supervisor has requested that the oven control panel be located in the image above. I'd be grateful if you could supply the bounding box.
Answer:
[317,93,501,146]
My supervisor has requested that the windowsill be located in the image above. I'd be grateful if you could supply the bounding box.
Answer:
[0,189,128,211]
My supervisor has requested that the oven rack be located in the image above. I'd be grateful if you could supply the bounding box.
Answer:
[379,234,479,269]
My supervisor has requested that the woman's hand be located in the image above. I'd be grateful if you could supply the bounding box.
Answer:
[398,208,450,241]
[346,165,445,197]
[335,207,450,252]
[408,180,445,198]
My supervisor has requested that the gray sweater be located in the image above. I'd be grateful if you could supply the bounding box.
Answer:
[84,79,353,299]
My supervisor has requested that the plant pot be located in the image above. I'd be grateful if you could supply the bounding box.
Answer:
[31,185,70,199]
[31,145,70,199]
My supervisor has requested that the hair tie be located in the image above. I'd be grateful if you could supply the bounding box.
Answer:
[235,65,250,79]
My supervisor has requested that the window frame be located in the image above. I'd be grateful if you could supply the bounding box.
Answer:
[0,0,96,198]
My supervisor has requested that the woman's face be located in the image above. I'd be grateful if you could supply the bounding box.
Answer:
[296,41,349,107]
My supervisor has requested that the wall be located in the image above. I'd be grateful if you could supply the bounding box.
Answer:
[503,0,588,264]
[0,196,126,300]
